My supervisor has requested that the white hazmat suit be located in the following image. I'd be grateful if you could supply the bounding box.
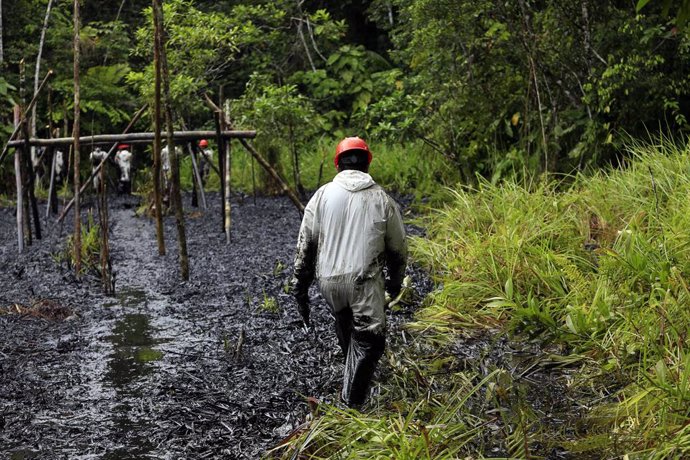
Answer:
[293,168,407,407]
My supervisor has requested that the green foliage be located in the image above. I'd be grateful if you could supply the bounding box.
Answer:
[128,0,239,117]
[55,211,102,276]
[410,138,690,456]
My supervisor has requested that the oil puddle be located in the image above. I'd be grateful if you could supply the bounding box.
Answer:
[101,292,171,458]
[105,313,168,389]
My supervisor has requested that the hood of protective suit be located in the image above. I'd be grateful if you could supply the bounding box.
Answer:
[333,170,375,192]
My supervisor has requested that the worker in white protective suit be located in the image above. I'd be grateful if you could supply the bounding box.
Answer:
[114,144,133,194]
[161,143,181,205]
[292,136,407,409]
[89,146,108,191]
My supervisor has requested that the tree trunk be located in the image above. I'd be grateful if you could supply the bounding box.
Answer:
[73,0,82,275]
[152,1,165,256]
[154,0,188,280]
[31,0,54,164]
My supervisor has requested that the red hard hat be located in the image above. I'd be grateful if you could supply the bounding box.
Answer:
[118,144,129,150]
[334,137,372,167]
[199,139,208,147]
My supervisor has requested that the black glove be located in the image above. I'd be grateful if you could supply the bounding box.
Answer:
[295,292,310,327]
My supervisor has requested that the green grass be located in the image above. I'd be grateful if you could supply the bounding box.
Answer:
[177,138,459,203]
[409,137,690,457]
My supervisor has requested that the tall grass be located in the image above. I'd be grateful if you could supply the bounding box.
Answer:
[178,138,459,202]
[411,138,690,456]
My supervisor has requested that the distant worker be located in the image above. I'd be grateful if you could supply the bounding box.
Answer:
[114,144,133,194]
[89,146,108,191]
[54,150,65,186]
[198,139,213,185]
[161,143,182,204]
[292,136,407,409]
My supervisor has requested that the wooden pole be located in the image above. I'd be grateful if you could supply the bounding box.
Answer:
[98,158,113,294]
[154,0,188,280]
[73,0,82,275]
[213,111,226,232]
[203,94,305,213]
[20,66,41,240]
[222,101,231,243]
[19,60,32,246]
[13,106,24,253]
[56,105,147,225]
[22,101,41,240]
[5,130,255,148]
[152,0,165,256]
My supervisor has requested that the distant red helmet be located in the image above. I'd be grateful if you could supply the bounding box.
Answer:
[199,139,208,148]
[334,137,372,168]
[118,144,130,150]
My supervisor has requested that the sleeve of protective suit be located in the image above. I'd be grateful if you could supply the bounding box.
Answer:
[384,196,407,297]
[292,191,321,304]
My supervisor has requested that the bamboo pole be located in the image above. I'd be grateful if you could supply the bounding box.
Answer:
[0,70,54,165]
[13,106,24,253]
[73,0,82,275]
[56,105,147,225]
[5,130,255,148]
[203,94,305,213]
[152,1,165,256]
[154,0,188,280]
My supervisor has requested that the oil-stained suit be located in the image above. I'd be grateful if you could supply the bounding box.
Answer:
[292,169,407,407]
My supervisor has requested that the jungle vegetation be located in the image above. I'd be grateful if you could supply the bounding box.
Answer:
[2,0,690,458]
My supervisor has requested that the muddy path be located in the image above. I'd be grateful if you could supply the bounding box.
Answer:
[0,192,428,459]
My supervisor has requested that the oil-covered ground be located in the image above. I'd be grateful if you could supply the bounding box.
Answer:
[0,192,430,459]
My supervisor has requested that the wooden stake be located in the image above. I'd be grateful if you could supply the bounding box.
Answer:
[152,1,165,256]
[13,106,24,253]
[222,103,231,243]
[154,0,188,280]
[19,61,32,246]
[73,0,82,275]
[214,111,226,232]
[98,159,113,294]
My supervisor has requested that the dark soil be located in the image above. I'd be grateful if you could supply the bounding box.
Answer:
[0,192,430,459]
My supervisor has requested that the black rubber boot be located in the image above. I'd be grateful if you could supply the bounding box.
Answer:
[341,329,385,408]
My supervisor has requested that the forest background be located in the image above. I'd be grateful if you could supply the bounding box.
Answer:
[0,0,689,194]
